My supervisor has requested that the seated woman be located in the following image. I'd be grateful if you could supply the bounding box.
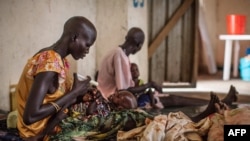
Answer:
[97,27,238,109]
[15,16,97,141]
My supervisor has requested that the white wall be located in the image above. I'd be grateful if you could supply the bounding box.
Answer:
[127,0,148,82]
[96,0,128,71]
[96,0,148,81]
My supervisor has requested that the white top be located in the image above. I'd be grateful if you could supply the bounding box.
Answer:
[219,35,250,40]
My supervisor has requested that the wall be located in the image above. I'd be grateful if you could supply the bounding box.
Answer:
[198,0,217,73]
[128,0,149,82]
[0,0,96,110]
[95,0,148,81]
[96,0,128,72]
[216,0,250,67]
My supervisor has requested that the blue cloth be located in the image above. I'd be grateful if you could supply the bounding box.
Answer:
[137,94,151,107]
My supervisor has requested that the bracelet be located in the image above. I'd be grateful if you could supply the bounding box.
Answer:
[50,102,61,112]
[63,108,69,114]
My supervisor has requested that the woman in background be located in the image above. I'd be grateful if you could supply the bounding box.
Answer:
[97,27,238,109]
[97,27,163,102]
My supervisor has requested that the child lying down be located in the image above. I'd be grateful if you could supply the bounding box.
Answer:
[47,85,241,141]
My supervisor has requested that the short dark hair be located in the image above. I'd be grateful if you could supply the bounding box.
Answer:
[125,27,145,45]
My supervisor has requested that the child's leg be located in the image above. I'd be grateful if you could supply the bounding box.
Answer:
[221,85,238,105]
[160,94,209,107]
[190,92,221,122]
[160,85,238,107]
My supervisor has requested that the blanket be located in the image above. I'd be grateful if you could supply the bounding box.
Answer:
[117,111,212,141]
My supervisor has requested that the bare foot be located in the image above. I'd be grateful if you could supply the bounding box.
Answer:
[152,96,164,109]
[215,102,230,115]
[191,92,220,122]
[221,85,238,105]
[204,92,220,114]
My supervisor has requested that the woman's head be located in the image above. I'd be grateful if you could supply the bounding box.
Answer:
[108,90,137,110]
[122,27,145,55]
[63,16,97,60]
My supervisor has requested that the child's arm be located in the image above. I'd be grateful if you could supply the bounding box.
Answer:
[127,81,162,94]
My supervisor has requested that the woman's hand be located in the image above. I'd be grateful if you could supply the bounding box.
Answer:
[71,73,91,98]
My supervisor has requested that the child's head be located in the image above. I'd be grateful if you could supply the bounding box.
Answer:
[131,63,140,80]
[108,90,137,110]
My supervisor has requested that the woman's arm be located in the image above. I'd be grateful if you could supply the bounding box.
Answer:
[127,81,162,95]
[23,72,90,125]
[127,83,151,94]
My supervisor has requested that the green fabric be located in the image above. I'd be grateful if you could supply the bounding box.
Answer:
[138,79,144,86]
[49,109,154,141]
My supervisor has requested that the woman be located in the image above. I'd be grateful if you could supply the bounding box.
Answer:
[15,16,97,140]
[97,27,162,101]
[97,27,238,108]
